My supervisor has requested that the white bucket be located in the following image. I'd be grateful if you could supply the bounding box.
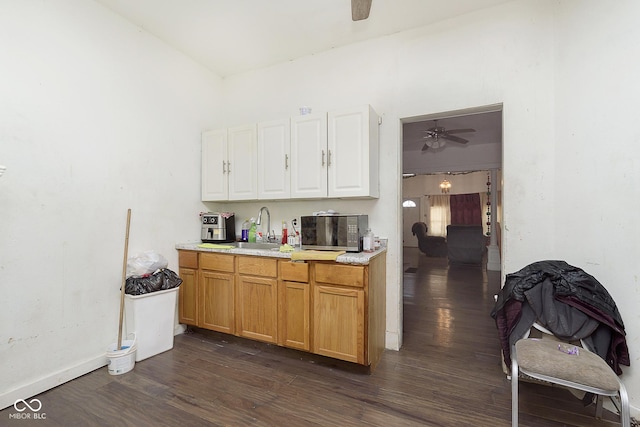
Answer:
[106,334,136,375]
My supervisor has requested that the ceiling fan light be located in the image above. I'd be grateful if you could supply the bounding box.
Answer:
[426,136,445,149]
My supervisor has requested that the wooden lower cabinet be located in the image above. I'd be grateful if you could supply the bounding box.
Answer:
[278,260,310,351]
[312,255,386,368]
[313,262,366,364]
[178,267,198,325]
[198,252,235,334]
[236,275,278,343]
[178,251,198,326]
[177,250,385,368]
[200,270,235,333]
[236,257,278,343]
[313,284,364,363]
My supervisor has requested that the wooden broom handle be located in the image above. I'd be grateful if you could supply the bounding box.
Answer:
[117,209,131,350]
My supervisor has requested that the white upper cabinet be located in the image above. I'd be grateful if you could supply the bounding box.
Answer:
[258,119,290,200]
[290,113,328,199]
[228,124,258,200]
[202,129,228,201]
[202,105,379,201]
[327,105,379,198]
[202,125,257,201]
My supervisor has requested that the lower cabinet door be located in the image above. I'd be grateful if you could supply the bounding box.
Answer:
[313,285,365,364]
[178,268,198,326]
[236,275,278,343]
[278,280,310,351]
[200,271,235,334]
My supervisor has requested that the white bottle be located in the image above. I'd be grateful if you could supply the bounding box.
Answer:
[363,228,374,253]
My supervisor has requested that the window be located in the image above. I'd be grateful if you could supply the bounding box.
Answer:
[429,195,450,237]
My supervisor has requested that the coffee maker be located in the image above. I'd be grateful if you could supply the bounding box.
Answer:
[201,212,236,243]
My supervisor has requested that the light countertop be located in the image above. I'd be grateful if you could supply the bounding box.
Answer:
[175,242,386,265]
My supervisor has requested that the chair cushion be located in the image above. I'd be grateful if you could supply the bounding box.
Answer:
[515,338,620,392]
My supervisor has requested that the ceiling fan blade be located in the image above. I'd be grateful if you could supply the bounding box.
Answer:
[441,134,469,144]
[351,0,372,21]
[444,128,476,134]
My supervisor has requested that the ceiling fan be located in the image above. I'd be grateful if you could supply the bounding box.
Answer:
[422,119,475,151]
[352,0,372,21]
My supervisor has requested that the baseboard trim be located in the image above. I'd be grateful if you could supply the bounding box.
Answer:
[0,355,107,411]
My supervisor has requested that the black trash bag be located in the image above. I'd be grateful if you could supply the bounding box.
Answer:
[125,268,182,296]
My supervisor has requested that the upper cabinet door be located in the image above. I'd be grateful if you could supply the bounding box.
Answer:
[327,105,379,198]
[258,119,290,200]
[228,124,258,200]
[290,113,328,199]
[202,129,228,201]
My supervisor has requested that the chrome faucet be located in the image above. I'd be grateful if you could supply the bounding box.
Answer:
[256,206,275,242]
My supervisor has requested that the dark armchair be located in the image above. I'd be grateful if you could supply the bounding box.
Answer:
[411,222,447,257]
[446,225,486,265]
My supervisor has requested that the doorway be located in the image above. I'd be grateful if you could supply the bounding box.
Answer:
[400,104,503,343]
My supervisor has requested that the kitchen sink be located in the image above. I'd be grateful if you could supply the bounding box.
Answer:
[233,242,281,250]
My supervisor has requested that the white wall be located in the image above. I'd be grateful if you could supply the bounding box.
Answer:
[217,0,639,412]
[0,0,222,408]
[552,0,640,408]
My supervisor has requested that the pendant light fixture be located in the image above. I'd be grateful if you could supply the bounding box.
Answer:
[440,178,451,194]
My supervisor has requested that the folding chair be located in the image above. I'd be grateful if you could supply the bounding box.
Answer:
[511,323,630,426]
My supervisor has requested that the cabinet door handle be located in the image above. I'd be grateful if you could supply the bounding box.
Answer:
[285,154,289,170]
[227,161,231,174]
[327,149,332,167]
[222,160,226,173]
[322,150,325,167]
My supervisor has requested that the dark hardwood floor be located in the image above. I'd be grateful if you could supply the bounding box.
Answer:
[2,248,625,426]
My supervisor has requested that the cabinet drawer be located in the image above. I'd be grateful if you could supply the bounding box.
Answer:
[200,253,235,272]
[315,263,365,288]
[178,251,198,269]
[279,261,309,283]
[238,256,278,277]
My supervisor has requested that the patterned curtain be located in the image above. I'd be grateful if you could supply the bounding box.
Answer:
[450,193,481,225]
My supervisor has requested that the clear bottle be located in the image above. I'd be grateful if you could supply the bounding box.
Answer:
[374,236,381,250]
[363,228,374,253]
[248,218,257,243]
[287,223,296,246]
[241,219,250,242]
